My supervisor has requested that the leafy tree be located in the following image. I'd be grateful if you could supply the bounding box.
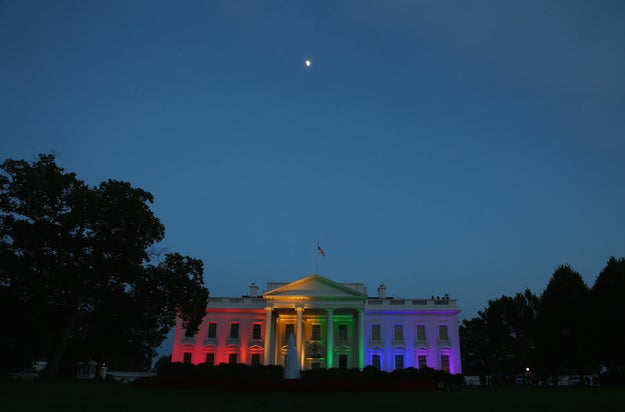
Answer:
[0,154,208,376]
[535,264,593,375]
[590,257,625,369]
[460,290,538,376]
[77,253,207,371]
[459,317,487,375]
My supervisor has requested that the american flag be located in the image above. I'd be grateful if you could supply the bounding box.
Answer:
[317,244,326,257]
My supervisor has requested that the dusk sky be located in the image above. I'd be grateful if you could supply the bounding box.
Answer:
[2,1,625,355]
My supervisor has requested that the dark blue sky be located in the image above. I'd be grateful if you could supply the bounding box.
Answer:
[2,0,625,329]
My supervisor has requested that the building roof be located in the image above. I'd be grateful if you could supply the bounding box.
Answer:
[264,274,367,300]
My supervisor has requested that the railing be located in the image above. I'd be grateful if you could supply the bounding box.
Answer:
[207,297,455,307]
[366,298,457,308]
[207,297,266,306]
[248,338,264,347]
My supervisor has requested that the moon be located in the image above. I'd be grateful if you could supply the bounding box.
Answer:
[305,59,311,67]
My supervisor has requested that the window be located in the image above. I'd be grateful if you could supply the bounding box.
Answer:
[228,353,237,364]
[183,353,192,364]
[311,324,321,340]
[285,324,295,339]
[230,323,239,339]
[394,325,404,341]
[251,354,261,366]
[338,324,348,341]
[205,353,215,366]
[252,324,262,340]
[394,355,404,370]
[371,324,381,341]
[439,325,449,341]
[440,355,450,372]
[416,325,426,341]
[418,355,427,369]
[339,354,348,369]
[372,354,381,369]
[207,323,217,339]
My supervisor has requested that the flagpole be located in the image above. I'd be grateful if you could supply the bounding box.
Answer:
[316,243,326,275]
[316,253,319,275]
[316,243,320,274]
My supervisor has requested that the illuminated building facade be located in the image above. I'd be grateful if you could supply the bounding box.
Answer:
[171,274,462,374]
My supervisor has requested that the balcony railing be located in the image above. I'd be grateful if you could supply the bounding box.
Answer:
[366,298,457,308]
[208,296,455,308]
[207,297,266,308]
[249,338,264,347]
[203,338,218,346]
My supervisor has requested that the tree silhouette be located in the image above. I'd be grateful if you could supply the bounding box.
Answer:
[0,154,208,376]
[460,290,537,377]
[590,257,625,369]
[535,264,593,375]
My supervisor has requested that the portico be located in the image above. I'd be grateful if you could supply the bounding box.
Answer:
[262,275,367,370]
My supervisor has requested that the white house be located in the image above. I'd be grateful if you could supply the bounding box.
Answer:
[171,274,462,374]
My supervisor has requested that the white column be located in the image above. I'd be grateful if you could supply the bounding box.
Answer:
[357,308,365,370]
[326,308,334,368]
[264,307,273,365]
[296,306,304,369]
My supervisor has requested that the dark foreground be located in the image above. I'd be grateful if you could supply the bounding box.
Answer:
[1,380,623,412]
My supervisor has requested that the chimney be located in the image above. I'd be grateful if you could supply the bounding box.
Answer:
[377,284,387,299]
[249,283,259,298]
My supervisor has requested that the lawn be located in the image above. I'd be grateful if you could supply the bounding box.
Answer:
[1,380,623,412]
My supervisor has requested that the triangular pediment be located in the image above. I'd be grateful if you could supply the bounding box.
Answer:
[263,274,366,300]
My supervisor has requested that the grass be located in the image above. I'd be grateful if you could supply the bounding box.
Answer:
[1,380,624,412]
